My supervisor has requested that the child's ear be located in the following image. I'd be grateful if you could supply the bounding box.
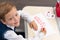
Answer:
[1,19,6,24]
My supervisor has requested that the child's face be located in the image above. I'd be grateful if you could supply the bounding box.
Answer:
[3,7,20,27]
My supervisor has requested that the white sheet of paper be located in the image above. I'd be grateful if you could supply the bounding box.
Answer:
[32,13,56,37]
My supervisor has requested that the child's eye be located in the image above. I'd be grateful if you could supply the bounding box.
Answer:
[9,18,12,20]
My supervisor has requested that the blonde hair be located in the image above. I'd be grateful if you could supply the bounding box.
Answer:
[0,2,16,21]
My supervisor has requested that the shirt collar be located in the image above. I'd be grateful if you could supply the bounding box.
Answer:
[6,25,14,30]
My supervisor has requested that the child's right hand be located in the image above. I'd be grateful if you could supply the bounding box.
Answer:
[29,21,38,31]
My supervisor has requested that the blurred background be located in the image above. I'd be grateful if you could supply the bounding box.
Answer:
[0,0,56,38]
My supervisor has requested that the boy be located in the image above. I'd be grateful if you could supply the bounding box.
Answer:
[0,2,38,40]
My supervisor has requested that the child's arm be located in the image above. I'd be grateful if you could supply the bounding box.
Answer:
[4,30,27,40]
[17,10,38,30]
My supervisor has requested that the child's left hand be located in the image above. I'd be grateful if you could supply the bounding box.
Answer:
[29,21,38,31]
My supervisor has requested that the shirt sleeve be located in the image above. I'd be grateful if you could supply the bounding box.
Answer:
[17,10,34,23]
[4,30,27,40]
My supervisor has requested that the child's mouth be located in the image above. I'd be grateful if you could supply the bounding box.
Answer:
[14,22,18,24]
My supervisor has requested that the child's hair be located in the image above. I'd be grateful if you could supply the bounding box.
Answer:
[0,2,16,21]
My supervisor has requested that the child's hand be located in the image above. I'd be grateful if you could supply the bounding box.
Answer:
[29,21,38,31]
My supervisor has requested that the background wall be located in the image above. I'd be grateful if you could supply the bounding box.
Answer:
[0,0,56,10]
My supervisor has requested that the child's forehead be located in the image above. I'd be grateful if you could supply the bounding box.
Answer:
[5,7,17,18]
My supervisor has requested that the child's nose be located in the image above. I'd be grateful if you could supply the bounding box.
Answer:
[14,17,18,21]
